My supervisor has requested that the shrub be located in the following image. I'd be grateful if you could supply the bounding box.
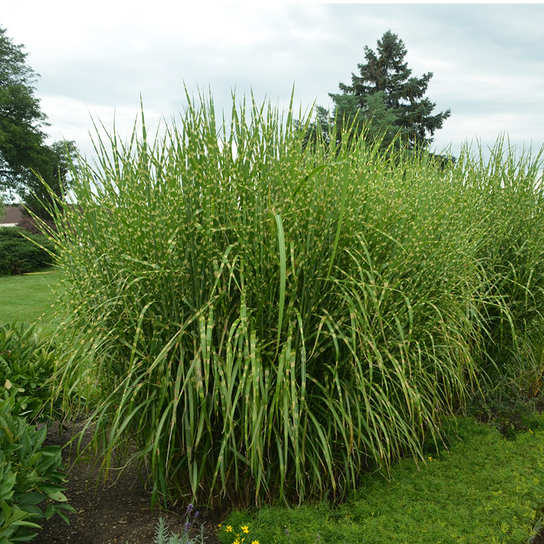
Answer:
[0,228,56,276]
[48,93,544,507]
[0,392,74,544]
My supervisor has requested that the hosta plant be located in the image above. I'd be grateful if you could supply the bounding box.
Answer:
[0,392,74,544]
[0,322,58,421]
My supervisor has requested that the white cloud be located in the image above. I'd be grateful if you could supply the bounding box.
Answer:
[1,2,543,162]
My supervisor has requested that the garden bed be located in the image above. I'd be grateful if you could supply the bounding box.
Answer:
[32,422,223,544]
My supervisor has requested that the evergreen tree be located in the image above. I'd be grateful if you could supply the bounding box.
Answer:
[327,30,451,151]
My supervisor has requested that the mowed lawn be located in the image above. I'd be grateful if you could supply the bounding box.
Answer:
[0,270,60,325]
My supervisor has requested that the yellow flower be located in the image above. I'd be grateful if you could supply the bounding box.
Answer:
[241,526,250,534]
[226,525,233,533]
[251,541,260,544]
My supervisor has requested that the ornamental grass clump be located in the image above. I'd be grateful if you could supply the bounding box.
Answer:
[44,91,544,507]
[453,138,544,384]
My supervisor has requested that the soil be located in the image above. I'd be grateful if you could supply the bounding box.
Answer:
[32,421,225,544]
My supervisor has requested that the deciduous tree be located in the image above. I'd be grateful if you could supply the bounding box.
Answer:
[0,25,76,221]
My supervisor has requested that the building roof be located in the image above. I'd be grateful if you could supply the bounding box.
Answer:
[0,205,23,227]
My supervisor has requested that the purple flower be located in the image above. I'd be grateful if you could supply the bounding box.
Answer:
[184,520,191,533]
[186,503,194,515]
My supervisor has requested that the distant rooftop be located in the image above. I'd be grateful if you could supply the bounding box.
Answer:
[0,205,23,227]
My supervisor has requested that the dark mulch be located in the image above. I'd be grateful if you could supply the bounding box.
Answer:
[32,422,225,544]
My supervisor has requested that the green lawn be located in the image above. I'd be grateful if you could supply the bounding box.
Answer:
[0,270,59,326]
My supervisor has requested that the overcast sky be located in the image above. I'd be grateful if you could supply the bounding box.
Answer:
[2,1,544,164]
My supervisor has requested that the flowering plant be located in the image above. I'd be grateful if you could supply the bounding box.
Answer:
[218,522,260,544]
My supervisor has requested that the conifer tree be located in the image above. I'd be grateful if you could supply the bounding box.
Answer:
[328,30,451,151]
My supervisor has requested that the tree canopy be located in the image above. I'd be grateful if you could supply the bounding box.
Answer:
[321,30,451,153]
[0,25,76,221]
